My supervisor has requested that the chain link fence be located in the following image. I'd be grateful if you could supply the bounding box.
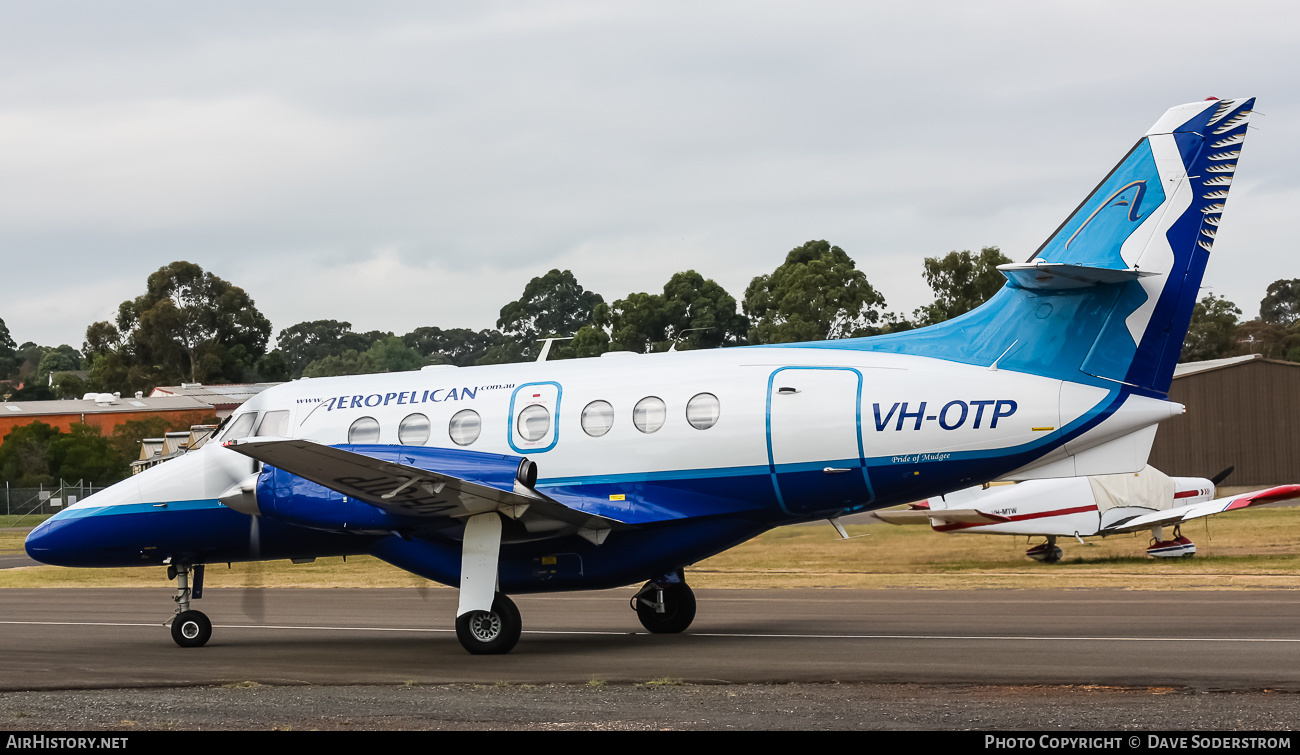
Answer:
[3,480,104,526]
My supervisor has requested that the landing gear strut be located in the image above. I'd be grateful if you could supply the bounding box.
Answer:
[167,563,211,648]
[632,571,697,634]
[455,592,521,655]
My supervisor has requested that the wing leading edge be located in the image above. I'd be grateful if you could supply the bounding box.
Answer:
[1103,484,1300,534]
[223,438,623,542]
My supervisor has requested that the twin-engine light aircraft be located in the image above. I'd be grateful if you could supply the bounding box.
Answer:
[873,466,1300,561]
[27,97,1256,654]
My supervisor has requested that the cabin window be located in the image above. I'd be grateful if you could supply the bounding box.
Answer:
[633,396,666,434]
[221,412,258,441]
[517,404,551,442]
[449,409,481,446]
[255,410,290,437]
[581,400,615,437]
[348,416,381,444]
[686,393,720,430]
[398,413,431,445]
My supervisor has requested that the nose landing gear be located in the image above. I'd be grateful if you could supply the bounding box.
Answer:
[166,563,211,648]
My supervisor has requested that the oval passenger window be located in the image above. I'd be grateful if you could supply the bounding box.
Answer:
[449,409,481,446]
[398,413,431,445]
[348,416,381,444]
[633,397,666,434]
[686,393,720,430]
[581,400,614,437]
[517,404,551,442]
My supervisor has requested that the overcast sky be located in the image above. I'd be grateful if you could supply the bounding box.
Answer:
[2,1,1296,349]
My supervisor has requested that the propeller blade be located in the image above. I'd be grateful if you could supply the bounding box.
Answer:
[242,515,265,623]
[248,515,261,559]
[1210,465,1235,486]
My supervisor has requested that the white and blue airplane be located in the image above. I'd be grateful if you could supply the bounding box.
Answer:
[27,97,1256,654]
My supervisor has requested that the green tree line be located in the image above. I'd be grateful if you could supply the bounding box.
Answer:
[4,243,1295,393]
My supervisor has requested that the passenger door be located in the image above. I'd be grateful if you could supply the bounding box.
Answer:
[767,367,872,515]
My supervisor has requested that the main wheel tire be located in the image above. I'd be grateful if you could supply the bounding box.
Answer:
[171,610,212,648]
[635,581,696,634]
[455,593,522,655]
[1026,543,1063,564]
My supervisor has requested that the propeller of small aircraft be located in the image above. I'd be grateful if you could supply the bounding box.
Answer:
[240,513,266,623]
[1210,466,1235,487]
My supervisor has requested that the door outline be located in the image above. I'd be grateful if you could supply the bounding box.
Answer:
[765,366,875,515]
[508,381,563,454]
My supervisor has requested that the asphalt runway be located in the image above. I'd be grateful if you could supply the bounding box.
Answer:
[2,587,1299,692]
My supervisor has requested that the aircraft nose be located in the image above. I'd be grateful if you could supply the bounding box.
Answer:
[22,445,257,568]
[24,509,85,566]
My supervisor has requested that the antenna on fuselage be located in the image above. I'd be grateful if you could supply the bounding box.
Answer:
[535,335,575,362]
[667,327,713,352]
[828,516,871,540]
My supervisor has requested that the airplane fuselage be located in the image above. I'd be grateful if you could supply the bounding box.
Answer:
[28,343,1153,593]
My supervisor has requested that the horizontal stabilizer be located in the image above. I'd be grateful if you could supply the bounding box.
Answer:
[872,508,1010,526]
[998,261,1159,290]
[1002,424,1162,481]
[1104,484,1300,533]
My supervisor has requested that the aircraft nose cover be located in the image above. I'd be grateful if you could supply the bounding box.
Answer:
[23,507,112,567]
[23,515,72,565]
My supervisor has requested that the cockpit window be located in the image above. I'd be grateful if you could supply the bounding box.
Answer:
[221,412,258,441]
[255,410,290,437]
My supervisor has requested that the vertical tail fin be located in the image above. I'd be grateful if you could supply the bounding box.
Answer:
[1119,97,1255,393]
[836,98,1255,396]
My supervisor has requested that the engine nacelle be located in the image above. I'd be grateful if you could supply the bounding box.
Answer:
[236,445,537,533]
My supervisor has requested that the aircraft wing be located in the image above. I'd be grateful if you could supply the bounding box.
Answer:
[223,438,624,533]
[1102,484,1300,534]
[871,508,1010,525]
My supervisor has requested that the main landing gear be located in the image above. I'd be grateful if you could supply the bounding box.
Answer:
[631,571,697,634]
[455,592,522,655]
[1026,536,1063,563]
[166,563,212,648]
[1147,525,1197,558]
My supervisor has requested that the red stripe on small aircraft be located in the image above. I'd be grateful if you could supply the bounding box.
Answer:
[932,504,1098,532]
[1174,490,1200,499]
[1226,484,1300,509]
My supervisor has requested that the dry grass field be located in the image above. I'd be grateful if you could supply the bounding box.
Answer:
[3,505,1298,591]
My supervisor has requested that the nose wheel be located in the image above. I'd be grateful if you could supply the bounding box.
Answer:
[171,610,212,647]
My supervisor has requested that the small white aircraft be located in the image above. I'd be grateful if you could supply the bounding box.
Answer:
[873,466,1300,561]
[26,97,1259,654]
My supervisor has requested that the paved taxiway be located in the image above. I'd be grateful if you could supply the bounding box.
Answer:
[2,587,1299,691]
